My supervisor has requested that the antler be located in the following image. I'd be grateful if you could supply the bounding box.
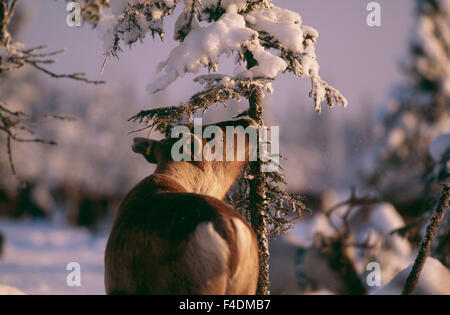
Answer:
[322,188,379,241]
[347,230,379,251]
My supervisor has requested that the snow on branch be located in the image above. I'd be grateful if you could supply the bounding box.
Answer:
[98,0,177,56]
[147,11,286,94]
[129,76,272,133]
[99,0,347,113]
[244,4,348,112]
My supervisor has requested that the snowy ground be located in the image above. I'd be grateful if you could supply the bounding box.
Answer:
[0,220,107,295]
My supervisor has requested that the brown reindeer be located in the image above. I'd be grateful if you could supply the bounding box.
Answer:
[269,232,367,295]
[105,118,259,295]
[269,191,376,295]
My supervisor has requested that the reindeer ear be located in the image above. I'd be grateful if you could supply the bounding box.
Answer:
[132,138,158,164]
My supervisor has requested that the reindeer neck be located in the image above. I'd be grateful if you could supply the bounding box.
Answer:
[155,161,244,200]
[143,174,188,194]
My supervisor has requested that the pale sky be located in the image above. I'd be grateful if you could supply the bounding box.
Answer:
[16,0,416,190]
[21,0,414,112]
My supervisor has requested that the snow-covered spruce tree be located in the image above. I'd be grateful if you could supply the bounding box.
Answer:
[365,0,450,214]
[97,0,347,294]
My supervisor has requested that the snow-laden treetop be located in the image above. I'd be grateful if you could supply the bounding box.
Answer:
[410,0,450,101]
[98,0,347,113]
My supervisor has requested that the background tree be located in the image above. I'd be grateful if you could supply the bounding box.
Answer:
[364,0,450,215]
[96,0,347,294]
[0,0,103,181]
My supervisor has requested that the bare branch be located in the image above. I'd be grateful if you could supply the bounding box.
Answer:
[0,0,103,180]
[0,102,60,181]
[28,61,104,85]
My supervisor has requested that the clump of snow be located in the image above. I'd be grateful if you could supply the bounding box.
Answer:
[223,0,248,13]
[193,74,236,89]
[374,257,450,295]
[239,39,287,79]
[245,6,306,54]
[0,284,26,295]
[201,0,247,13]
[219,75,235,87]
[97,14,118,52]
[148,12,286,93]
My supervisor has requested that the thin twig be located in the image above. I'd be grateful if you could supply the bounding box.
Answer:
[28,61,105,85]
[402,184,450,295]
[1,101,59,181]
[100,53,110,75]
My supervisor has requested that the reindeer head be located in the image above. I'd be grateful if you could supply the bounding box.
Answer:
[304,232,366,294]
[303,190,379,294]
[132,118,257,200]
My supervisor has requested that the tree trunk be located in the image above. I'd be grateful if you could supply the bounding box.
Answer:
[0,1,8,44]
[402,184,450,295]
[247,86,270,295]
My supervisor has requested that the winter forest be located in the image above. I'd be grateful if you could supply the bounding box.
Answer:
[0,0,449,296]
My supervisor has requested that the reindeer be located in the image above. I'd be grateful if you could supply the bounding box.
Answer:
[269,191,377,295]
[269,190,418,294]
[269,230,367,295]
[105,118,259,295]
